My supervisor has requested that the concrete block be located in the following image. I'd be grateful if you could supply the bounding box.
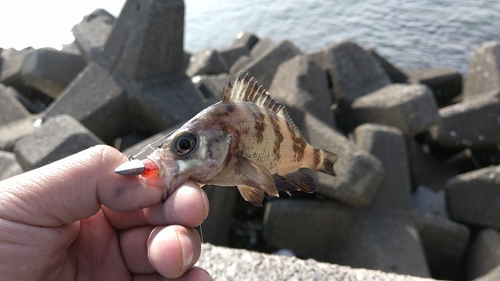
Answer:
[186,49,228,77]
[21,48,87,99]
[229,55,252,75]
[306,50,336,105]
[463,41,500,101]
[412,211,469,280]
[192,73,229,101]
[475,265,500,281]
[467,228,500,280]
[0,150,23,180]
[350,84,440,136]
[354,124,412,209]
[269,55,334,125]
[44,0,208,147]
[197,244,435,281]
[0,48,32,85]
[352,208,430,277]
[231,31,259,51]
[1,48,54,113]
[249,38,275,58]
[412,186,448,219]
[314,40,391,107]
[101,0,185,80]
[38,0,233,149]
[404,68,462,106]
[365,47,408,83]
[427,92,500,149]
[131,73,209,134]
[0,115,38,151]
[263,199,355,262]
[202,185,238,246]
[0,84,30,125]
[218,45,250,69]
[297,113,384,206]
[263,200,430,277]
[446,165,500,230]
[240,40,301,88]
[308,49,330,72]
[14,115,102,171]
[71,9,116,61]
[43,63,129,143]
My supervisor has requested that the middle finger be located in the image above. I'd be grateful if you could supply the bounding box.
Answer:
[103,181,210,229]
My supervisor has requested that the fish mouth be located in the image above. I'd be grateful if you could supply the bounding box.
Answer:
[147,150,188,201]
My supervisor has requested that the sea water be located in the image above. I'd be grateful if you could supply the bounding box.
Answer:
[184,0,500,74]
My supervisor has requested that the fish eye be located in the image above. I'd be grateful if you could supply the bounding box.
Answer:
[172,133,197,156]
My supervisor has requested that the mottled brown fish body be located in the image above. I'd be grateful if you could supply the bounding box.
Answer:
[146,73,338,206]
[188,101,317,177]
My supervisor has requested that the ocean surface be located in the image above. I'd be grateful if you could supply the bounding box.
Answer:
[184,0,500,74]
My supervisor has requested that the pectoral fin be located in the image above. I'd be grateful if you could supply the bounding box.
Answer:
[237,185,265,207]
[237,155,278,197]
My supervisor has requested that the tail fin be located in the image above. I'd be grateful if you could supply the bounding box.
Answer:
[314,149,338,176]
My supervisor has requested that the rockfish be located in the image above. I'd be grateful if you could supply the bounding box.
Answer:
[115,73,338,206]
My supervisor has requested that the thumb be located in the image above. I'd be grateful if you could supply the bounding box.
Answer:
[0,145,164,227]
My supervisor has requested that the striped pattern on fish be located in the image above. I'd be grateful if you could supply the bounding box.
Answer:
[116,73,339,206]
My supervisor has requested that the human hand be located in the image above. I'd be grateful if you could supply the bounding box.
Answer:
[0,145,213,280]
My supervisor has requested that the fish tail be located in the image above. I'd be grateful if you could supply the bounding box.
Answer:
[313,149,338,176]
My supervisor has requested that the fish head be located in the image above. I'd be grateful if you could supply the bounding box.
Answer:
[149,126,232,195]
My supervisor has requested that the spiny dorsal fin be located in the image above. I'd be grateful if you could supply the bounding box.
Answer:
[223,72,304,138]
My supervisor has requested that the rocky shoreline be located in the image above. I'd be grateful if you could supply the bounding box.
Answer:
[1,1,499,280]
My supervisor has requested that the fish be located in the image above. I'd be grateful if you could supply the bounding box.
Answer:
[115,73,338,206]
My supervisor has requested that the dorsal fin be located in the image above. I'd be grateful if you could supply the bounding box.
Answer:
[222,72,304,137]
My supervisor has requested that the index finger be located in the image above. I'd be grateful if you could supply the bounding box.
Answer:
[0,145,164,227]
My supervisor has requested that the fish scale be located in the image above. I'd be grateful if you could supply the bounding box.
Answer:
[115,72,339,206]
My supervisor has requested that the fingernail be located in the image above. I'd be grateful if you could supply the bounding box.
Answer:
[178,232,194,271]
